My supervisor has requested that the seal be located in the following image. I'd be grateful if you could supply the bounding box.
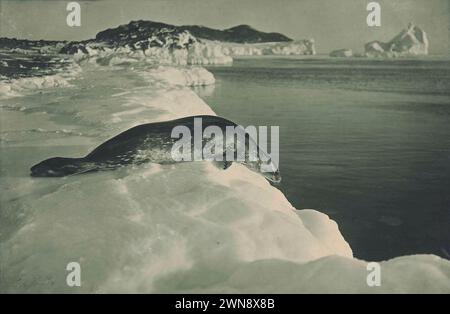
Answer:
[30,115,281,183]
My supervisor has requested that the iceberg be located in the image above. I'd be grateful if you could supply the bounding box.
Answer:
[365,23,429,57]
[207,39,316,56]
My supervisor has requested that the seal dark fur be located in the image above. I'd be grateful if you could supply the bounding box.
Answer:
[30,115,281,182]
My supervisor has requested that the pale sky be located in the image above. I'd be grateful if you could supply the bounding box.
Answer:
[0,0,449,54]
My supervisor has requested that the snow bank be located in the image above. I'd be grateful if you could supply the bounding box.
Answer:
[1,149,449,293]
[0,162,353,293]
[109,86,216,126]
[191,254,450,293]
[0,56,214,100]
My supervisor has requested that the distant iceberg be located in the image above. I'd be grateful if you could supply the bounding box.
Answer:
[330,48,353,58]
[365,23,429,57]
[327,23,429,59]
[209,39,315,57]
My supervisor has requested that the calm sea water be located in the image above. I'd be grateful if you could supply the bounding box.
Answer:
[201,56,450,261]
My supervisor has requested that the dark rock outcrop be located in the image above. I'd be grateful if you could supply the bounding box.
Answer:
[95,20,292,46]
